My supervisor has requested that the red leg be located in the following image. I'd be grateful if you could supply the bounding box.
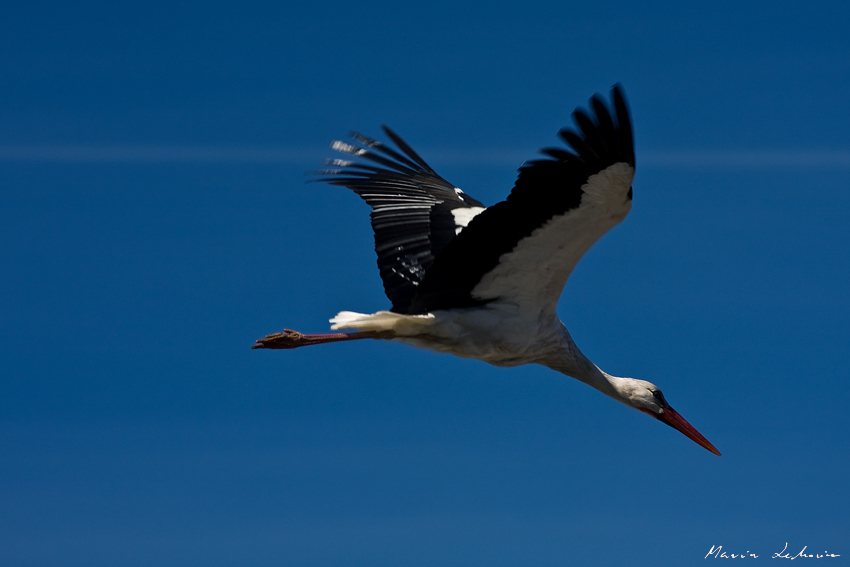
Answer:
[252,328,394,350]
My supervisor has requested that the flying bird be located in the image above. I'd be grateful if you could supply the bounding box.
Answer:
[254,85,720,456]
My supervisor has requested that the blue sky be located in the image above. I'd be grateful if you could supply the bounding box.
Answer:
[1,1,848,566]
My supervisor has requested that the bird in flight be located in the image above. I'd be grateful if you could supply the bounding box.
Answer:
[254,85,720,456]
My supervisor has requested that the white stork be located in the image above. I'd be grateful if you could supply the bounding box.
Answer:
[254,85,720,456]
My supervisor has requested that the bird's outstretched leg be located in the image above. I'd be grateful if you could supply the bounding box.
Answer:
[252,329,395,350]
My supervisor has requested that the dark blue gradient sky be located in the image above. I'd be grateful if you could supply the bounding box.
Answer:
[1,1,848,565]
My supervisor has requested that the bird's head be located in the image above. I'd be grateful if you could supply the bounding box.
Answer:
[620,379,721,456]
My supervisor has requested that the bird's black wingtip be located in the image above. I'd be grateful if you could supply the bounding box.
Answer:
[544,84,635,169]
[610,83,628,107]
[610,84,634,167]
[380,124,398,138]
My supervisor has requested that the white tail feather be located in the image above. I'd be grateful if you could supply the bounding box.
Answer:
[330,310,435,333]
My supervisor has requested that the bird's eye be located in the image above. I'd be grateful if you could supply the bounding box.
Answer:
[651,390,667,405]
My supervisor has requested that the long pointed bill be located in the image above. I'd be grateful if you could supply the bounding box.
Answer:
[658,406,721,456]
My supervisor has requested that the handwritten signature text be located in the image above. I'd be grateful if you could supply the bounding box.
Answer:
[706,544,841,560]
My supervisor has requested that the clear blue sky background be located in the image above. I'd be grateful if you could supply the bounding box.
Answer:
[1,1,848,565]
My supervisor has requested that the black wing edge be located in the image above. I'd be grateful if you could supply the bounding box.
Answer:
[406,84,635,314]
[314,125,483,210]
[547,83,634,175]
[315,127,485,314]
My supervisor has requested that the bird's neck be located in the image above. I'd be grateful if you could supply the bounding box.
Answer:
[540,325,630,405]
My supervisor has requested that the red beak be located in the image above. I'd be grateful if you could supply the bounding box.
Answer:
[656,406,721,456]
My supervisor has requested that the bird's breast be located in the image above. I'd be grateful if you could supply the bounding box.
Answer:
[395,305,564,367]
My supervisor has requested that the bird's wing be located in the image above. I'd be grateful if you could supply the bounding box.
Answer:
[409,85,635,317]
[318,126,486,313]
